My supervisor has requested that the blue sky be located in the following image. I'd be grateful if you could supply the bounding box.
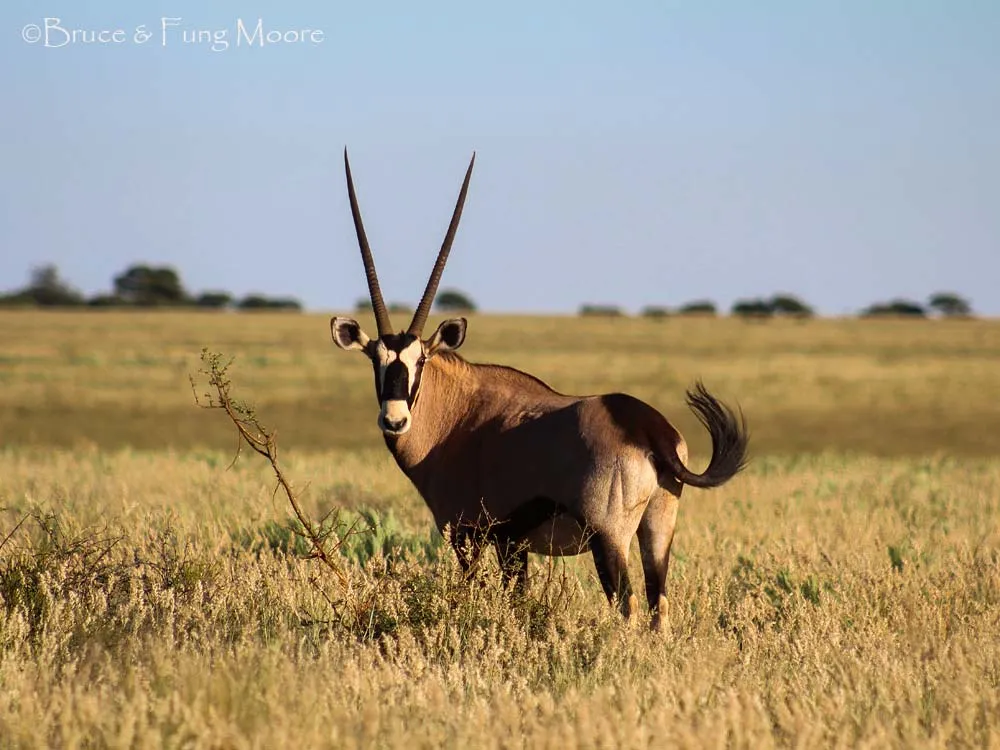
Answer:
[2,1,998,315]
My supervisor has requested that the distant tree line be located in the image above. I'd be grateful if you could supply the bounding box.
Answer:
[578,292,975,320]
[0,264,302,311]
[860,292,972,319]
[0,267,977,320]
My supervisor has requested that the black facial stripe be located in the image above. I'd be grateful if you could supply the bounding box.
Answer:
[371,362,382,404]
[380,333,419,349]
[409,359,424,407]
[373,334,424,407]
[382,360,410,401]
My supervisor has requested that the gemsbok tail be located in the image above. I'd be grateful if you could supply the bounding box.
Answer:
[658,381,749,489]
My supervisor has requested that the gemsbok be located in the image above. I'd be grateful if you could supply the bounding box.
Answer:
[331,149,749,630]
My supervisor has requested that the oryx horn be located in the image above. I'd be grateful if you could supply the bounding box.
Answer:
[407,153,476,337]
[344,148,393,337]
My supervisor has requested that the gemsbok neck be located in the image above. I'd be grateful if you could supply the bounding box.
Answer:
[382,354,477,471]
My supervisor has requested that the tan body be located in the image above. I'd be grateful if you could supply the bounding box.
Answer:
[331,149,748,630]
[387,353,685,558]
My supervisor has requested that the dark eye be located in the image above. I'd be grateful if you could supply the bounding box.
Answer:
[417,355,426,366]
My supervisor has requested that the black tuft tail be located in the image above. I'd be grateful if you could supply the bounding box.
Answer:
[661,381,749,489]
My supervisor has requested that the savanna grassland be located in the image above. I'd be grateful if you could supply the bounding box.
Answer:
[0,310,998,748]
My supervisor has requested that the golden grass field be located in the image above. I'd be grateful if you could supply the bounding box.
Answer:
[1,310,999,748]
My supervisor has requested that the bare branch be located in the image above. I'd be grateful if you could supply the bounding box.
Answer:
[190,348,355,588]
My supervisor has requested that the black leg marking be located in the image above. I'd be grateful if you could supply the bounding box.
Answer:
[641,555,662,614]
[488,496,569,589]
[590,532,633,617]
[495,542,529,593]
[449,521,487,579]
[451,496,568,590]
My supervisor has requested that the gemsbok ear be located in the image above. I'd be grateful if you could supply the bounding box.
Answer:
[331,317,371,353]
[425,318,467,356]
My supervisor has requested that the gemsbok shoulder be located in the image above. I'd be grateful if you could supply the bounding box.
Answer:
[331,149,749,630]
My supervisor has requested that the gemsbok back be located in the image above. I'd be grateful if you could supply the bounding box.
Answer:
[331,149,749,630]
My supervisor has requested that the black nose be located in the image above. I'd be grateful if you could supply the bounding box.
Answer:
[383,415,408,432]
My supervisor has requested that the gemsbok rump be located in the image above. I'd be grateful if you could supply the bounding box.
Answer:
[331,150,749,630]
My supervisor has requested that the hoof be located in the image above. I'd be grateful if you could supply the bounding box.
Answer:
[650,594,669,633]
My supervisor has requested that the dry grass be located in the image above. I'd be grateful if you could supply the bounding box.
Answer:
[2,310,999,455]
[0,449,997,747]
[1,310,999,747]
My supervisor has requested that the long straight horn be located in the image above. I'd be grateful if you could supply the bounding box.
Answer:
[344,148,393,337]
[407,153,476,337]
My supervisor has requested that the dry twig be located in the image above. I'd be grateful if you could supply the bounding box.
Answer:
[190,348,354,588]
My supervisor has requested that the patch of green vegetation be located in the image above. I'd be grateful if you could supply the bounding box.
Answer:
[231,508,445,569]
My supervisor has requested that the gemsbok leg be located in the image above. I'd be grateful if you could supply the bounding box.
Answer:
[590,531,637,619]
[486,495,568,592]
[637,487,682,631]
